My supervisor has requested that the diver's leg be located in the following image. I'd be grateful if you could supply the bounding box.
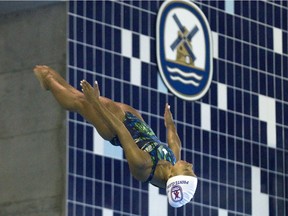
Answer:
[33,65,125,140]
[35,65,144,120]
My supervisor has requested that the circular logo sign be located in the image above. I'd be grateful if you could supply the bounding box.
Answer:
[157,0,213,101]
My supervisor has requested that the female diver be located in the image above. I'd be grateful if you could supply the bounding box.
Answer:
[33,65,198,207]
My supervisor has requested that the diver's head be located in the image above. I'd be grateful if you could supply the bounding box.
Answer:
[166,161,198,208]
[170,160,196,178]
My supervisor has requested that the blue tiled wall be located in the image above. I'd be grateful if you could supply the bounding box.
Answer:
[67,1,288,215]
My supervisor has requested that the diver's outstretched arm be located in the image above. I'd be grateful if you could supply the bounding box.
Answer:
[81,80,152,181]
[164,104,181,161]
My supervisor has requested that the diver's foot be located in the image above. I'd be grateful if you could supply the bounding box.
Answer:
[33,65,51,90]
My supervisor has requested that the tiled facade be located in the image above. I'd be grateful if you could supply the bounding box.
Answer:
[67,1,288,215]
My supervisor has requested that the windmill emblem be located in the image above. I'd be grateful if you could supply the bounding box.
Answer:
[156,0,213,101]
[170,14,199,67]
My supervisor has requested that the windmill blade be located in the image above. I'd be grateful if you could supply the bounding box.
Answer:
[183,41,196,61]
[172,14,185,33]
[170,35,183,51]
[187,25,199,41]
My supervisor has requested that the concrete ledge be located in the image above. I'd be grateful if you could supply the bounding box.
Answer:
[0,64,66,138]
[0,195,63,216]
[0,129,65,204]
[0,2,66,74]
[0,2,67,216]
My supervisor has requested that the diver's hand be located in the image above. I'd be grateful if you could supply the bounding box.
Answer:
[164,103,174,128]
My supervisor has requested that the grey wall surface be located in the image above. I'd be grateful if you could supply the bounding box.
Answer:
[0,2,67,216]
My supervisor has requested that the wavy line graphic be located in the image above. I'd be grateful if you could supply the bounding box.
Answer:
[167,67,203,80]
[170,76,200,87]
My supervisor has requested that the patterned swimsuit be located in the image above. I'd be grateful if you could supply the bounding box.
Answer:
[110,112,176,182]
